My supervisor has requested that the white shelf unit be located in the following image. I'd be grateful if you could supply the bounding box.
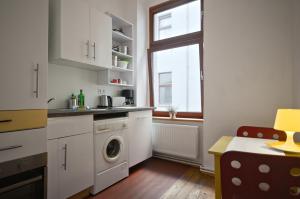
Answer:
[108,83,134,87]
[112,50,133,59]
[111,66,134,72]
[98,13,134,87]
[98,69,134,87]
[112,31,133,42]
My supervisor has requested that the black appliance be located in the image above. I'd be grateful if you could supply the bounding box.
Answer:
[121,89,134,105]
[0,153,47,199]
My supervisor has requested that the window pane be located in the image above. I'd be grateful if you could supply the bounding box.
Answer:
[154,0,201,41]
[152,44,201,112]
[159,72,172,85]
[159,86,172,105]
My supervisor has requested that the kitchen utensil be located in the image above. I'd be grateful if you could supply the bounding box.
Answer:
[99,95,112,108]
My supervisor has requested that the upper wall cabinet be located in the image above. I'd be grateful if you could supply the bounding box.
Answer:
[49,0,112,69]
[0,0,48,110]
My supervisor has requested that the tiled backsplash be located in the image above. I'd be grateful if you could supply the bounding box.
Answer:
[48,63,121,109]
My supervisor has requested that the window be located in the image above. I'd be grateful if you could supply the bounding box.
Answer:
[158,72,172,105]
[157,13,172,40]
[153,0,201,41]
[149,0,203,119]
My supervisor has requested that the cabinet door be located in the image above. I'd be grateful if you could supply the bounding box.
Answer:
[58,133,93,199]
[129,111,153,167]
[47,139,59,199]
[60,0,90,64]
[90,8,112,68]
[0,0,48,110]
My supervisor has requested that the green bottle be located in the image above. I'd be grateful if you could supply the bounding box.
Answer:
[78,89,85,108]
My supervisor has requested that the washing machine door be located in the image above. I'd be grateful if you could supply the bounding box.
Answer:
[103,136,124,163]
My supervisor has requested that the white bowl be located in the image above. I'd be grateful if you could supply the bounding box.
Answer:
[117,61,128,69]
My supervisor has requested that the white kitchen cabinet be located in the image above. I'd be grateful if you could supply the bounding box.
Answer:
[0,128,46,163]
[47,116,93,199]
[47,139,59,199]
[58,133,93,198]
[0,0,48,110]
[58,0,90,65]
[49,0,112,69]
[90,8,112,68]
[128,111,153,167]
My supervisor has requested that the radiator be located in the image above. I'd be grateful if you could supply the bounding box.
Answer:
[152,123,199,159]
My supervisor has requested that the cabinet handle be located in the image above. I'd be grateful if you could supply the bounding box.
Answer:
[92,42,96,60]
[95,128,111,134]
[33,64,39,98]
[0,119,12,123]
[86,40,90,58]
[62,144,67,171]
[0,145,23,152]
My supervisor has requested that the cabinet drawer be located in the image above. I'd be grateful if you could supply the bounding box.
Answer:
[106,118,128,131]
[0,110,47,133]
[47,115,93,139]
[129,110,152,120]
[0,128,46,163]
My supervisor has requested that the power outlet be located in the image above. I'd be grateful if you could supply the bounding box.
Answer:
[97,88,106,95]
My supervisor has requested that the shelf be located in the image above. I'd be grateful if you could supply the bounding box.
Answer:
[112,31,133,42]
[112,50,133,59]
[107,12,134,27]
[111,66,134,72]
[109,82,134,87]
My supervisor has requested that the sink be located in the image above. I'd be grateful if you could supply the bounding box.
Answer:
[114,106,137,109]
[89,108,109,111]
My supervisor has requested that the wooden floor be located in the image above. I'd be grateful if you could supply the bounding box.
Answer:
[89,158,215,199]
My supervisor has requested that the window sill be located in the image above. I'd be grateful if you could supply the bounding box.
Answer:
[152,116,204,123]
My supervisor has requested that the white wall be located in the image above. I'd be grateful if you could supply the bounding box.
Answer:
[135,0,150,107]
[293,0,300,108]
[203,0,294,170]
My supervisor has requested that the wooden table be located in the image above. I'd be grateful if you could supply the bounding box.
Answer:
[208,136,300,199]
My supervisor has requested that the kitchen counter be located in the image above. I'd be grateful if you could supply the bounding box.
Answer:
[48,107,153,118]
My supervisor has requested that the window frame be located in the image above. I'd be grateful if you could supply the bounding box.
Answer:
[148,0,204,119]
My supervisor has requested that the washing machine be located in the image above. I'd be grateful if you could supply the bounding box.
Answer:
[91,116,129,195]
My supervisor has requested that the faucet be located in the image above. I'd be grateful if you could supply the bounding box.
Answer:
[48,98,55,104]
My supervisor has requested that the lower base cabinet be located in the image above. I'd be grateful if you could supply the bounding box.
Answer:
[47,116,93,199]
[128,110,153,167]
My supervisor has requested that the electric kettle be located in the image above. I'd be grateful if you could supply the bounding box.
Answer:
[99,95,112,108]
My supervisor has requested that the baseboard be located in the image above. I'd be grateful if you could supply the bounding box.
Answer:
[200,165,215,176]
[153,153,200,167]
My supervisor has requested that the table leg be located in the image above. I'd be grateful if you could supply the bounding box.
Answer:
[214,155,222,199]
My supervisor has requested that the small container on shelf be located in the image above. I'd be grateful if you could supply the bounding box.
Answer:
[112,55,118,67]
[120,46,128,55]
[117,60,129,69]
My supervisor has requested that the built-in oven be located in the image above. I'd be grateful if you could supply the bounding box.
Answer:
[0,153,47,199]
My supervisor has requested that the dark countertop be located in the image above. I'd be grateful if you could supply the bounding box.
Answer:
[48,107,153,118]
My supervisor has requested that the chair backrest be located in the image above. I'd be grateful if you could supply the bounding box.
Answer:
[237,126,286,141]
[221,151,300,199]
